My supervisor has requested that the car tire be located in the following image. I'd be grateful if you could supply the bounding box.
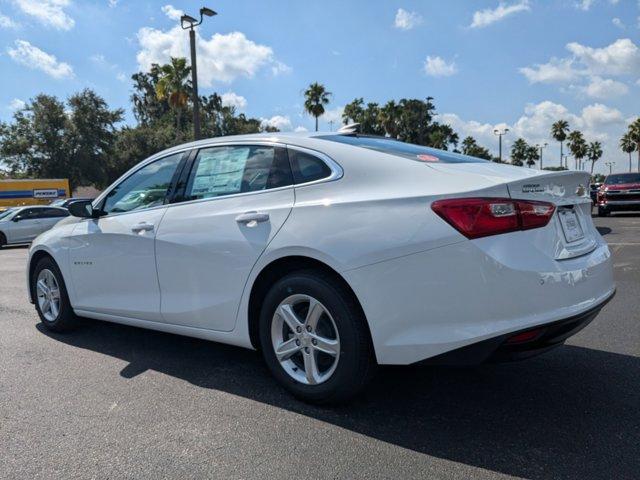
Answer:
[0,232,5,248]
[259,270,376,404]
[597,206,609,217]
[31,256,78,332]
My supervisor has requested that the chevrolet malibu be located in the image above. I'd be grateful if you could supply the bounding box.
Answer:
[27,132,615,403]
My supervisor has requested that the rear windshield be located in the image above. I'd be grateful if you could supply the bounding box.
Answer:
[606,173,640,185]
[317,135,486,163]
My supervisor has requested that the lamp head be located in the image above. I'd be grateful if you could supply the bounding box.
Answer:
[200,7,217,17]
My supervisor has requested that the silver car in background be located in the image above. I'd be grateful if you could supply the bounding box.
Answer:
[0,206,69,247]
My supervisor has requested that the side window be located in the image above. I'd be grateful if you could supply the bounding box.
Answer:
[184,145,292,201]
[288,149,332,184]
[41,208,69,218]
[102,153,183,214]
[18,208,39,219]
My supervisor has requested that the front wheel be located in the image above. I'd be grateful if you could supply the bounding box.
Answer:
[259,270,376,404]
[598,206,610,217]
[32,256,78,332]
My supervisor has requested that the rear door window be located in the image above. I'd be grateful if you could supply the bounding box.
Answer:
[184,145,292,201]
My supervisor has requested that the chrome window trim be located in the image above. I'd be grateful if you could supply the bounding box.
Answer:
[91,140,343,215]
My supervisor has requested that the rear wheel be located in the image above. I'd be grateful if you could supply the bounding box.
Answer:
[259,270,376,404]
[32,256,78,332]
[597,206,610,217]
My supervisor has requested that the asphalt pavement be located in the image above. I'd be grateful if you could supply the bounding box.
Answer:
[0,214,638,479]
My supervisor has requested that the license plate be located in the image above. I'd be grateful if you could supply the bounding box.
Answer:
[558,208,584,243]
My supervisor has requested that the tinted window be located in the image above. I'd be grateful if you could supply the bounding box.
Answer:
[19,208,42,219]
[102,153,183,214]
[184,145,292,200]
[606,173,640,185]
[288,149,332,184]
[318,135,486,163]
[41,208,69,218]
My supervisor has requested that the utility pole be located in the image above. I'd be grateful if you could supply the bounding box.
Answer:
[493,128,509,163]
[181,7,217,140]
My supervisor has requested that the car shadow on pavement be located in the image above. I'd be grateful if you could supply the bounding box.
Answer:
[37,320,639,480]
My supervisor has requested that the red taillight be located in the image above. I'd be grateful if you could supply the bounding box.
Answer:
[505,328,545,344]
[431,197,555,239]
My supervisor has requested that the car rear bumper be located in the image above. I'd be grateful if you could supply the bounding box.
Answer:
[419,289,615,365]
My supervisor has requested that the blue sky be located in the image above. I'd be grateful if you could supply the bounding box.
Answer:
[0,0,639,173]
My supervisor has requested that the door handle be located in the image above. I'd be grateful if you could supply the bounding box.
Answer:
[131,222,154,234]
[235,211,270,225]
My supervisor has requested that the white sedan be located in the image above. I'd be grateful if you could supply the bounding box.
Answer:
[27,132,615,403]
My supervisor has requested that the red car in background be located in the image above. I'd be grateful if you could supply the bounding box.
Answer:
[597,173,640,216]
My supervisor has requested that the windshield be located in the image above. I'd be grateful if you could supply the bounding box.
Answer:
[317,135,486,163]
[606,173,640,185]
[0,208,16,220]
[49,199,65,207]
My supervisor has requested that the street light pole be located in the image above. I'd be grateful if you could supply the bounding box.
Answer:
[181,7,217,141]
[493,127,509,163]
[537,142,548,169]
[605,162,615,174]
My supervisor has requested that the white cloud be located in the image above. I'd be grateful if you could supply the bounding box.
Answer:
[582,76,629,99]
[294,126,308,132]
[220,92,247,110]
[470,1,530,28]
[7,40,74,79]
[520,57,580,84]
[423,55,457,77]
[576,0,594,10]
[322,106,344,125]
[261,115,292,131]
[438,100,626,172]
[108,0,119,7]
[394,8,423,30]
[0,11,19,28]
[161,4,183,21]
[13,0,74,30]
[136,26,283,87]
[566,38,640,76]
[90,53,126,82]
[612,18,624,29]
[9,98,25,111]
[271,60,292,76]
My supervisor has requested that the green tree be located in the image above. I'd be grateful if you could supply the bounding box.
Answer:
[0,90,123,189]
[304,82,331,131]
[620,132,636,173]
[551,119,570,168]
[378,100,401,139]
[155,57,192,137]
[567,130,587,170]
[628,118,640,173]
[461,136,491,160]
[342,98,364,125]
[525,144,540,168]
[510,138,529,166]
[587,141,603,175]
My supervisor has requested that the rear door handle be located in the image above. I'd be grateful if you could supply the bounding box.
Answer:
[131,222,154,234]
[235,211,270,225]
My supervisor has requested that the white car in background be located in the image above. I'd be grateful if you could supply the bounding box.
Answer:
[27,132,615,403]
[0,206,69,248]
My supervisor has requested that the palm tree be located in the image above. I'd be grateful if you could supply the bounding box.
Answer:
[587,141,603,175]
[304,82,331,131]
[551,120,570,168]
[629,118,640,173]
[155,57,191,136]
[620,132,636,173]
[510,138,529,166]
[378,100,401,138]
[567,130,586,170]
[525,145,539,168]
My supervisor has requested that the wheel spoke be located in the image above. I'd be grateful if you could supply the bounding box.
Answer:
[304,298,324,330]
[311,334,339,357]
[275,337,301,361]
[41,299,50,314]
[36,279,48,296]
[50,288,60,300]
[278,304,303,332]
[49,300,59,318]
[302,349,320,385]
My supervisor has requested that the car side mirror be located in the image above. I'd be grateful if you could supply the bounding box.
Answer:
[68,200,103,219]
[11,215,22,222]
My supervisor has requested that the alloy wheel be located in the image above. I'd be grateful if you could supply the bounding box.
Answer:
[36,269,61,322]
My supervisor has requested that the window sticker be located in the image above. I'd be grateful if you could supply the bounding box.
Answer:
[192,147,250,196]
